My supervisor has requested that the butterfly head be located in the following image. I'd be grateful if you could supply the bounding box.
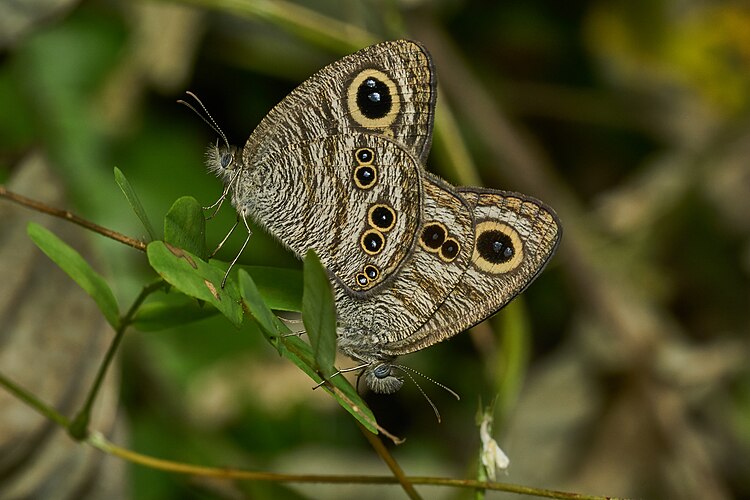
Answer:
[206,142,239,178]
[362,363,404,394]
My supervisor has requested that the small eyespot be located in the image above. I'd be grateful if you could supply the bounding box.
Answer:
[420,223,447,251]
[355,147,374,165]
[439,238,460,262]
[364,265,379,280]
[368,204,396,232]
[356,273,368,286]
[353,165,377,189]
[360,229,385,255]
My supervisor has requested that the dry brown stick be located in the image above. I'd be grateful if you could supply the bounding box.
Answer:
[0,185,147,251]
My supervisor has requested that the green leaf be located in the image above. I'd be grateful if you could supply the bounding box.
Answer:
[302,249,337,376]
[114,167,157,241]
[27,223,120,328]
[238,269,378,434]
[241,265,302,312]
[147,241,243,327]
[131,297,219,331]
[164,196,208,260]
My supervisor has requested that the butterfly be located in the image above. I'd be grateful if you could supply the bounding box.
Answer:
[199,40,561,393]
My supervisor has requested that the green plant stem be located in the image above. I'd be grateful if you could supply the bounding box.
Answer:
[85,431,617,499]
[175,0,376,53]
[69,279,165,440]
[0,371,70,428]
[357,421,421,499]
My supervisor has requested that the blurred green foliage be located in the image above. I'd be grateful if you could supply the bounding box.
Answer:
[2,1,750,499]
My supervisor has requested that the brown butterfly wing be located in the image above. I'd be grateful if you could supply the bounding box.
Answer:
[243,40,437,166]
[379,187,561,357]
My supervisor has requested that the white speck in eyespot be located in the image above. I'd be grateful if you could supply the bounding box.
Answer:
[365,78,376,88]
[368,92,381,103]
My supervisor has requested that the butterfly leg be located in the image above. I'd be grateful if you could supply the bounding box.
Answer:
[209,216,239,259]
[204,168,242,219]
[221,209,252,288]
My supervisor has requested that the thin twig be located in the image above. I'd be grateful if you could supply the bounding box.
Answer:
[0,371,71,428]
[69,280,165,439]
[357,421,421,499]
[0,185,147,251]
[86,431,618,499]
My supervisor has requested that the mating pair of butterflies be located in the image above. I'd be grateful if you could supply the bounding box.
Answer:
[204,40,561,394]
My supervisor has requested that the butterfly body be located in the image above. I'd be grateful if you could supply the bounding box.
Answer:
[206,40,561,393]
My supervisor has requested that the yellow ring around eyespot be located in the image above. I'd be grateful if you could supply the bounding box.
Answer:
[472,221,524,274]
[353,164,377,190]
[418,221,448,253]
[367,204,396,232]
[347,69,401,129]
[438,238,461,263]
[360,228,385,255]
[355,147,375,166]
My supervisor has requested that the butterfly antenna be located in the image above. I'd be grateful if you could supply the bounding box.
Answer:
[177,91,230,149]
[393,364,461,401]
[392,366,443,423]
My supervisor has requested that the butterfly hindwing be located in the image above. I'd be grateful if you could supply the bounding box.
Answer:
[243,40,437,165]
[380,187,561,356]
[336,175,475,362]
[240,133,423,295]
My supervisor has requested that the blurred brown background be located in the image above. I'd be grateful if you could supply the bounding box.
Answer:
[1,1,749,499]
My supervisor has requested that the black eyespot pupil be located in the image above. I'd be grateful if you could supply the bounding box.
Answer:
[365,266,378,279]
[355,166,375,187]
[371,206,394,229]
[441,239,459,260]
[356,76,391,119]
[364,232,383,252]
[477,230,515,264]
[356,149,373,163]
[421,224,446,249]
[357,274,368,285]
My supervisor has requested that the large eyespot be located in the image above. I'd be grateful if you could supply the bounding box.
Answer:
[347,69,401,129]
[368,204,396,232]
[419,222,447,251]
[353,165,377,189]
[439,238,460,262]
[473,221,524,273]
[355,147,375,165]
[360,229,385,255]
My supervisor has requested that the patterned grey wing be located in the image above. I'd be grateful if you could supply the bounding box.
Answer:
[237,133,423,295]
[243,39,437,165]
[379,187,561,357]
[336,175,475,364]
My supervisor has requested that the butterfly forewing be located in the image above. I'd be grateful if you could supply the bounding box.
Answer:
[243,40,437,166]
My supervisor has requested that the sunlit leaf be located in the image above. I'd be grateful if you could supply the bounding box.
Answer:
[164,196,207,260]
[302,249,337,376]
[27,223,120,328]
[238,269,377,433]
[147,241,242,327]
[114,166,157,241]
